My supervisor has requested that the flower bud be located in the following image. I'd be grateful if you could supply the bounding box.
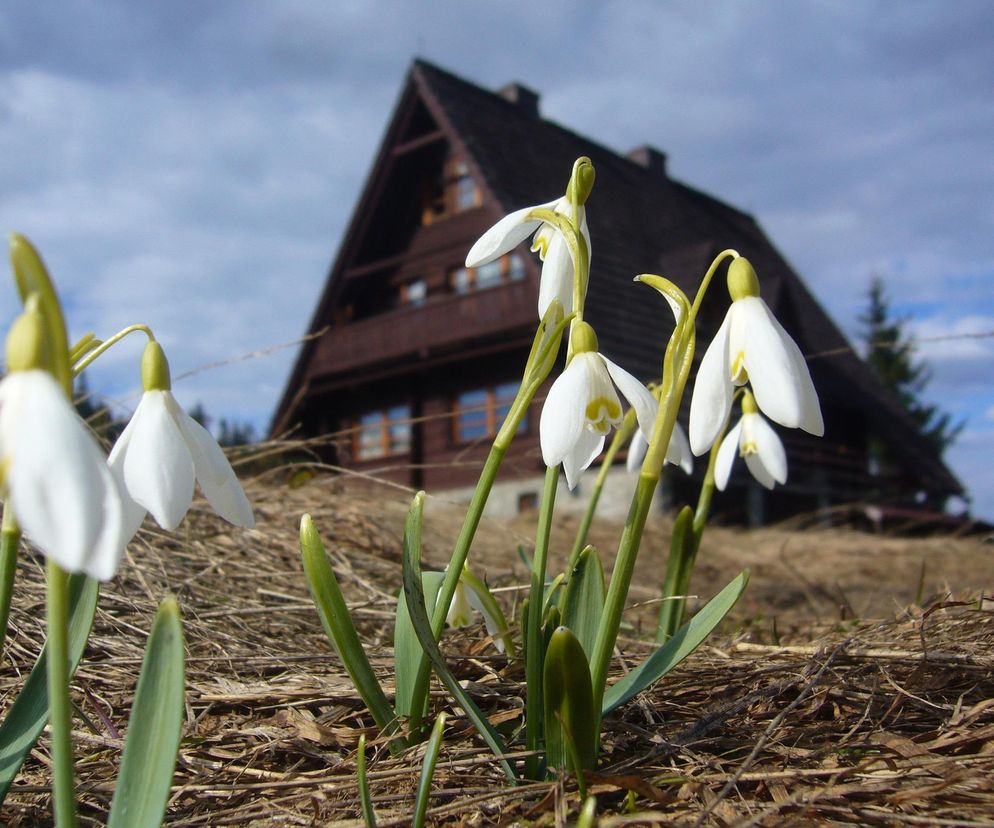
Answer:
[741,389,759,415]
[565,157,596,206]
[569,320,599,356]
[141,340,172,391]
[5,298,48,373]
[727,257,760,301]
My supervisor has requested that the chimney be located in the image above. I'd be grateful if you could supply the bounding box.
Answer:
[627,145,667,177]
[498,82,540,118]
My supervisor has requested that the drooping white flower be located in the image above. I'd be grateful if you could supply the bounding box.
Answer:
[445,567,510,653]
[540,323,656,490]
[714,393,788,491]
[0,370,127,581]
[108,342,254,540]
[465,159,595,318]
[626,421,693,475]
[689,257,823,455]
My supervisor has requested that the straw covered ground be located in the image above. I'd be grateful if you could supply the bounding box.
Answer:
[3,455,994,826]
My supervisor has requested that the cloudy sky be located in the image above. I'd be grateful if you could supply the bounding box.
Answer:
[2,1,992,518]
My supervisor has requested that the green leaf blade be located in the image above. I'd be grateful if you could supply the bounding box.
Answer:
[394,570,444,719]
[107,597,186,828]
[560,545,605,662]
[603,570,749,714]
[544,626,596,772]
[300,514,398,743]
[0,573,98,803]
[399,492,516,782]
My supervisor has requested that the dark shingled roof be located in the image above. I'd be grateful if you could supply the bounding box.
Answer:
[273,59,962,499]
[410,60,960,497]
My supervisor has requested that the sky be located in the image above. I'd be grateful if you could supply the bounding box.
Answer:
[1,1,992,518]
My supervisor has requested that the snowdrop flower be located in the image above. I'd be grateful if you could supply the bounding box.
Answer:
[714,391,787,491]
[541,322,656,490]
[109,341,254,540]
[689,257,823,455]
[0,310,126,580]
[465,157,594,318]
[626,421,693,475]
[445,567,510,653]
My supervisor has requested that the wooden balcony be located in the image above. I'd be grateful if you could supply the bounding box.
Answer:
[306,280,538,380]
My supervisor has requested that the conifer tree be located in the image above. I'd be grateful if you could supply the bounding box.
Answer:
[860,277,961,457]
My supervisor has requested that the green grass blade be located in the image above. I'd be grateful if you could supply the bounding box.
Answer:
[412,712,447,828]
[107,597,186,828]
[394,570,444,719]
[400,492,516,782]
[560,546,605,661]
[300,514,399,745]
[356,734,377,828]
[0,573,98,803]
[602,571,749,714]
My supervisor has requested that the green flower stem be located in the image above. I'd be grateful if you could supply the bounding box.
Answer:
[71,324,154,375]
[0,506,20,653]
[657,403,732,641]
[588,473,658,732]
[689,248,739,322]
[524,465,560,780]
[567,414,635,573]
[46,560,78,828]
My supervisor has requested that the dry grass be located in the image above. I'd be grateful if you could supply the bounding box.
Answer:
[2,455,993,826]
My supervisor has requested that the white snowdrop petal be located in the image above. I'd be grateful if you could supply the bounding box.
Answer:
[667,422,694,474]
[735,298,806,429]
[122,391,195,530]
[465,586,506,653]
[714,421,742,491]
[743,451,778,490]
[626,428,648,473]
[540,360,589,467]
[689,311,734,455]
[748,413,788,485]
[173,402,255,528]
[538,232,575,317]
[602,357,657,439]
[1,372,121,579]
[562,427,604,490]
[465,201,555,266]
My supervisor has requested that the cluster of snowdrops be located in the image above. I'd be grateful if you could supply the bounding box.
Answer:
[299,157,824,820]
[0,154,823,826]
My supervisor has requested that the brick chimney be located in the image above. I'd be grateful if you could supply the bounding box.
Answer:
[498,82,540,118]
[627,145,667,177]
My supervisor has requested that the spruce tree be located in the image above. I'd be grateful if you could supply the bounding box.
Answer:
[860,277,962,457]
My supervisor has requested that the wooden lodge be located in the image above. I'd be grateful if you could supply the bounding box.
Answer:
[271,60,962,524]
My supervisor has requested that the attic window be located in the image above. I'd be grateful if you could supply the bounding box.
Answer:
[449,253,525,295]
[422,156,480,225]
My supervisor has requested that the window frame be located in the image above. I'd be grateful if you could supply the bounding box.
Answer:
[448,252,526,295]
[452,382,526,444]
[353,404,412,461]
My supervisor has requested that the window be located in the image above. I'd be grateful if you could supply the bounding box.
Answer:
[355,405,412,460]
[448,254,527,295]
[400,279,427,307]
[453,382,526,442]
[422,156,480,225]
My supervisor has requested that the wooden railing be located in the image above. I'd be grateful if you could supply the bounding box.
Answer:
[307,280,537,377]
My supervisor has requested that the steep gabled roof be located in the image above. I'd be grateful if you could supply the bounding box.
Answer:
[272,59,961,498]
